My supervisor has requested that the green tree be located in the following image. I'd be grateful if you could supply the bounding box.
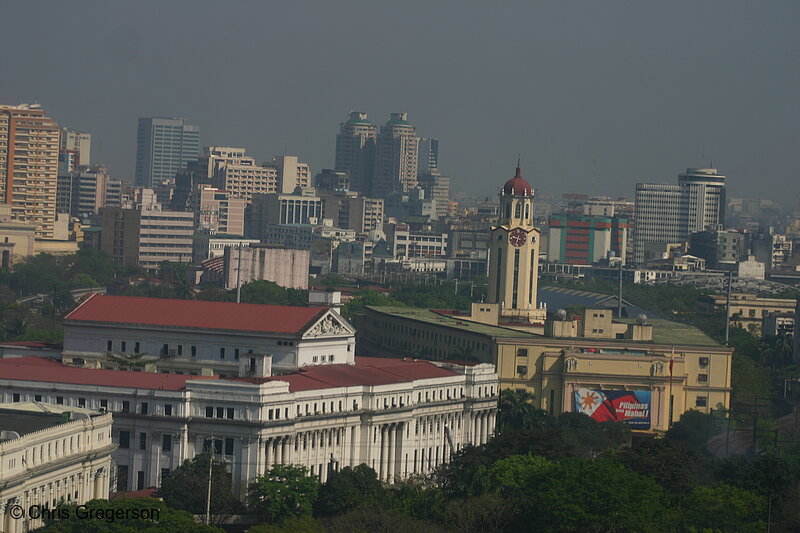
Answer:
[680,484,766,532]
[324,507,449,533]
[160,454,241,522]
[613,438,713,494]
[246,516,324,533]
[248,464,320,523]
[37,498,223,533]
[497,389,545,432]
[314,464,385,517]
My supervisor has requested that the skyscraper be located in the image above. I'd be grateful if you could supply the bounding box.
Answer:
[418,138,439,175]
[59,127,91,171]
[334,111,376,195]
[134,117,200,188]
[372,113,419,199]
[634,167,726,263]
[0,104,60,238]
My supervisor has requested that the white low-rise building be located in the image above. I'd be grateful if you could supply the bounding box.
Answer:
[0,402,115,533]
[0,355,498,495]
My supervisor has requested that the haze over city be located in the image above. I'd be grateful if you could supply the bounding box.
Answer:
[1,0,797,203]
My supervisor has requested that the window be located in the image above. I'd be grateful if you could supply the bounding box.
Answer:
[699,357,709,368]
[137,471,145,491]
[140,402,149,415]
[139,432,147,450]
[695,396,708,407]
[161,468,170,481]
[164,404,173,416]
[177,345,183,356]
[78,397,86,408]
[216,407,224,418]
[34,394,42,402]
[226,408,234,419]
[12,393,20,402]
[517,365,528,375]
[100,399,108,409]
[697,374,709,383]
[234,348,239,360]
[107,340,113,351]
[205,406,213,418]
[121,341,127,352]
[121,401,130,413]
[191,346,197,357]
[134,342,140,354]
[56,396,64,405]
[119,431,130,449]
[117,465,129,491]
[162,343,169,356]
[517,348,528,357]
[220,348,225,359]
[162,434,172,452]
[225,438,234,456]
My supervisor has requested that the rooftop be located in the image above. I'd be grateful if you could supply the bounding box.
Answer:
[0,357,219,390]
[65,294,330,335]
[367,305,722,348]
[0,402,102,441]
[0,356,463,393]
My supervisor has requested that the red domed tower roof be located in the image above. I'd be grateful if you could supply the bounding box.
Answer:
[502,163,532,196]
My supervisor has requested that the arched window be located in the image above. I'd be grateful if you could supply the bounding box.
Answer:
[524,203,530,220]
[505,203,512,218]
[514,202,522,218]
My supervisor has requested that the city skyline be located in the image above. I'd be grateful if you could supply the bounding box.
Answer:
[1,1,797,205]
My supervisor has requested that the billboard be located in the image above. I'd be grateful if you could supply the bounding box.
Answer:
[573,388,651,429]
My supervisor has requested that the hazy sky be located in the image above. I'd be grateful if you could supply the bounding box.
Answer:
[2,1,798,204]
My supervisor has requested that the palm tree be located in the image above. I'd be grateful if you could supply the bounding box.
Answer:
[498,389,539,432]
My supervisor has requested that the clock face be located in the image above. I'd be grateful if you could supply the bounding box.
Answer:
[508,228,527,247]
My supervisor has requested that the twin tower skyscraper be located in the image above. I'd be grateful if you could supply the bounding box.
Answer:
[334,111,438,200]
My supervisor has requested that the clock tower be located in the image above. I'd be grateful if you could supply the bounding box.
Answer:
[487,163,546,324]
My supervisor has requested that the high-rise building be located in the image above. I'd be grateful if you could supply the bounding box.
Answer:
[315,169,350,192]
[0,104,60,239]
[418,138,439,175]
[417,171,450,220]
[245,189,323,237]
[59,127,91,170]
[56,165,122,217]
[134,117,200,188]
[193,186,246,236]
[335,111,376,194]
[204,147,278,205]
[319,190,384,233]
[372,113,419,199]
[634,167,726,264]
[265,155,311,194]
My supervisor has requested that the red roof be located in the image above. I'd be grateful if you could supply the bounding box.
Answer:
[241,356,460,391]
[0,357,218,390]
[502,164,533,196]
[65,294,329,335]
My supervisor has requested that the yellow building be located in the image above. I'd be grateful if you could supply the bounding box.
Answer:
[698,293,796,334]
[357,163,732,432]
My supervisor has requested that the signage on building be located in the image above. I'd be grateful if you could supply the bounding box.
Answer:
[573,388,651,429]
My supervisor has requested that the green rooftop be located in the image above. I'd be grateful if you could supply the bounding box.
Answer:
[367,306,723,348]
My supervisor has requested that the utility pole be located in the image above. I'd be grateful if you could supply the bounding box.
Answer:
[235,243,243,303]
[205,445,213,525]
[725,269,733,345]
[617,260,623,318]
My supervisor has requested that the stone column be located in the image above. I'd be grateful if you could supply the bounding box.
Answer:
[379,425,387,481]
[387,424,395,483]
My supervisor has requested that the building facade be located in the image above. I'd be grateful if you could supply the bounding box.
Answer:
[334,111,376,195]
[59,128,91,169]
[56,165,121,217]
[320,190,384,234]
[0,356,497,494]
[0,104,60,239]
[372,113,419,198]
[547,214,628,265]
[0,402,114,533]
[193,186,246,236]
[223,244,310,290]
[634,168,726,264]
[134,117,200,188]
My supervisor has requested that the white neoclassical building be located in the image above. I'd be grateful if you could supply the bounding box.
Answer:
[0,353,498,495]
[61,294,357,375]
[0,402,115,533]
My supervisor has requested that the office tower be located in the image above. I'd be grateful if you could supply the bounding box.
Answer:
[134,117,200,188]
[245,189,323,237]
[373,113,419,199]
[634,167,726,263]
[56,165,122,217]
[418,138,439,175]
[264,155,311,193]
[59,127,91,171]
[193,186,246,236]
[417,170,450,220]
[315,169,350,192]
[202,147,278,205]
[335,111,376,194]
[0,104,60,239]
[319,190,384,233]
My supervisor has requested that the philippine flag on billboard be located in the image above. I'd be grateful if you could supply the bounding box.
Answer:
[574,388,651,429]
